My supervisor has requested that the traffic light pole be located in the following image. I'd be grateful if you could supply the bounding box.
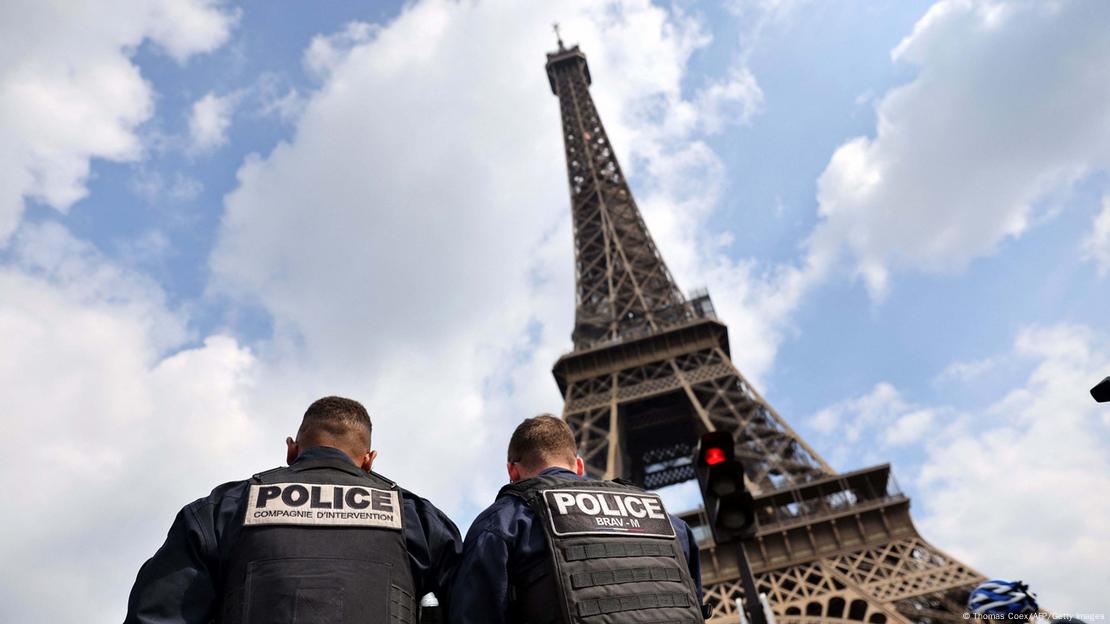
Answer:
[694,432,768,624]
[734,539,767,624]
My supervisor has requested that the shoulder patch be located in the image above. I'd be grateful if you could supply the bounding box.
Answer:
[542,488,675,538]
[244,483,402,529]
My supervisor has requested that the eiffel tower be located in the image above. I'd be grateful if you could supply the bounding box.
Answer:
[544,36,985,624]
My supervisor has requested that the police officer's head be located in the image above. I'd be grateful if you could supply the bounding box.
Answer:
[286,396,377,471]
[506,414,585,482]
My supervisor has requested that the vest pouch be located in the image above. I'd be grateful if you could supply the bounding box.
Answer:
[219,462,416,624]
[501,470,701,621]
[499,475,704,624]
[243,557,391,624]
[557,542,697,624]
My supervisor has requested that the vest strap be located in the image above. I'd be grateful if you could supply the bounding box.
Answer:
[576,591,693,617]
[570,565,684,589]
[563,539,675,561]
[389,584,416,624]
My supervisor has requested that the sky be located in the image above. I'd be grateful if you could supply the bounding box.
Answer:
[1,0,1108,620]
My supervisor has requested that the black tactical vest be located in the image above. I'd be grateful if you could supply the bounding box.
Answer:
[500,474,704,624]
[218,456,417,624]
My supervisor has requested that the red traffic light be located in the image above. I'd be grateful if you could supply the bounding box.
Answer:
[705,447,727,465]
[697,431,735,466]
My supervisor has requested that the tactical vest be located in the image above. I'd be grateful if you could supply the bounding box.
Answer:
[218,456,417,624]
[500,474,704,624]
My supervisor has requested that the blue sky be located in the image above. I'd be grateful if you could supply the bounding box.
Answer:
[1,0,1108,620]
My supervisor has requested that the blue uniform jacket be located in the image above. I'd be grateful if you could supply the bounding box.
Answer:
[448,467,704,624]
[124,446,462,623]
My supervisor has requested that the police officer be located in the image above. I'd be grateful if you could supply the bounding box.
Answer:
[449,414,705,623]
[125,396,462,623]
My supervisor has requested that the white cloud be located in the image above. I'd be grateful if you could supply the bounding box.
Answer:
[808,382,936,453]
[210,0,800,516]
[0,222,263,622]
[936,355,999,384]
[0,4,784,617]
[115,228,172,268]
[694,67,764,134]
[725,0,808,56]
[259,88,304,122]
[144,0,239,63]
[210,0,584,510]
[255,73,305,123]
[918,324,1110,611]
[187,91,239,154]
[726,0,808,22]
[883,408,934,445]
[0,0,238,246]
[698,259,811,385]
[807,0,1110,297]
[129,168,204,203]
[1082,194,1110,276]
[813,323,1110,610]
[303,21,379,80]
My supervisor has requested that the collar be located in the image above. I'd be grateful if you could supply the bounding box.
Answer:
[294,445,357,465]
[538,466,582,479]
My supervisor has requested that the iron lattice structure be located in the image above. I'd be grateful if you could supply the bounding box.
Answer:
[545,40,984,624]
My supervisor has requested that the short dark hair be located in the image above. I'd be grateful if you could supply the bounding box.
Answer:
[298,396,372,450]
[507,414,577,470]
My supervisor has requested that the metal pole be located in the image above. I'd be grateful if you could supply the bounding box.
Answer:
[735,540,767,624]
[759,593,777,624]
[735,598,748,624]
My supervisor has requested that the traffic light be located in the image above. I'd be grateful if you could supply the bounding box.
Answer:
[695,431,755,541]
[1093,376,1110,403]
